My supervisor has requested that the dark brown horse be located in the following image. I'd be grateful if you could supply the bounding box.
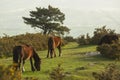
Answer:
[13,44,41,72]
[47,36,62,58]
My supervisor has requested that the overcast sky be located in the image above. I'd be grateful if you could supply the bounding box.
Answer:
[0,0,120,37]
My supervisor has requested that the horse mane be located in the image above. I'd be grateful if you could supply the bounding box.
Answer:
[32,49,41,62]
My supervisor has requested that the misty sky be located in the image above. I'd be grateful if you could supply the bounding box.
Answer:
[0,0,120,37]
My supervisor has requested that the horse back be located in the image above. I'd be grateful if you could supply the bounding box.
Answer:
[22,45,34,60]
[48,36,62,49]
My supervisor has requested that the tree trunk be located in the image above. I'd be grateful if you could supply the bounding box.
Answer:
[43,29,47,35]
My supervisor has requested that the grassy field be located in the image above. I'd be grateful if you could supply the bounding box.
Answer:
[0,42,119,80]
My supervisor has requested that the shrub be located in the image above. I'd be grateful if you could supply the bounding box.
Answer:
[91,26,115,45]
[77,33,91,45]
[77,35,90,45]
[93,63,120,80]
[0,33,48,57]
[49,64,65,80]
[97,43,120,59]
[0,65,21,80]
[0,64,39,80]
[64,36,75,42]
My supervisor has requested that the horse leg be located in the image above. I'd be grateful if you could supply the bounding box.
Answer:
[22,60,25,72]
[20,58,25,72]
[30,57,35,71]
[18,57,21,70]
[57,45,61,57]
[47,49,50,58]
[50,49,53,58]
[53,49,56,57]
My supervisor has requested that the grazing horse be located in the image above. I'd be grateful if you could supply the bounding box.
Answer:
[47,36,62,58]
[13,44,41,72]
[98,34,119,45]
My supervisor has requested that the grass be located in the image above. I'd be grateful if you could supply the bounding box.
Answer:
[0,42,120,80]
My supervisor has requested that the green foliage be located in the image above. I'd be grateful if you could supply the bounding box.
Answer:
[0,42,100,80]
[76,26,117,45]
[91,26,115,44]
[0,65,39,80]
[93,63,120,80]
[61,39,68,46]
[77,33,91,45]
[23,5,70,35]
[0,65,21,80]
[97,43,120,59]
[55,26,70,35]
[0,33,48,57]
[64,36,75,42]
[49,64,65,80]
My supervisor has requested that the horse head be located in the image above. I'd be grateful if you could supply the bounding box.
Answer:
[33,51,41,71]
[34,59,41,71]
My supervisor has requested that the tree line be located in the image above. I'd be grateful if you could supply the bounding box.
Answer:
[0,33,48,58]
[76,26,118,45]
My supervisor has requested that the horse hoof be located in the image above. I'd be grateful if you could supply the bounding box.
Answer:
[22,67,25,72]
[22,70,25,73]
[32,67,35,72]
[32,69,35,72]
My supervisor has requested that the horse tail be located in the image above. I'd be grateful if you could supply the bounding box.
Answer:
[59,38,62,46]
[13,46,22,64]
[48,37,54,50]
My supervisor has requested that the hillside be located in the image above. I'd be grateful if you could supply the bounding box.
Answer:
[0,42,119,80]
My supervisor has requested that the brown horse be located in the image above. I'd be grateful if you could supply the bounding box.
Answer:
[47,36,62,58]
[13,44,41,72]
